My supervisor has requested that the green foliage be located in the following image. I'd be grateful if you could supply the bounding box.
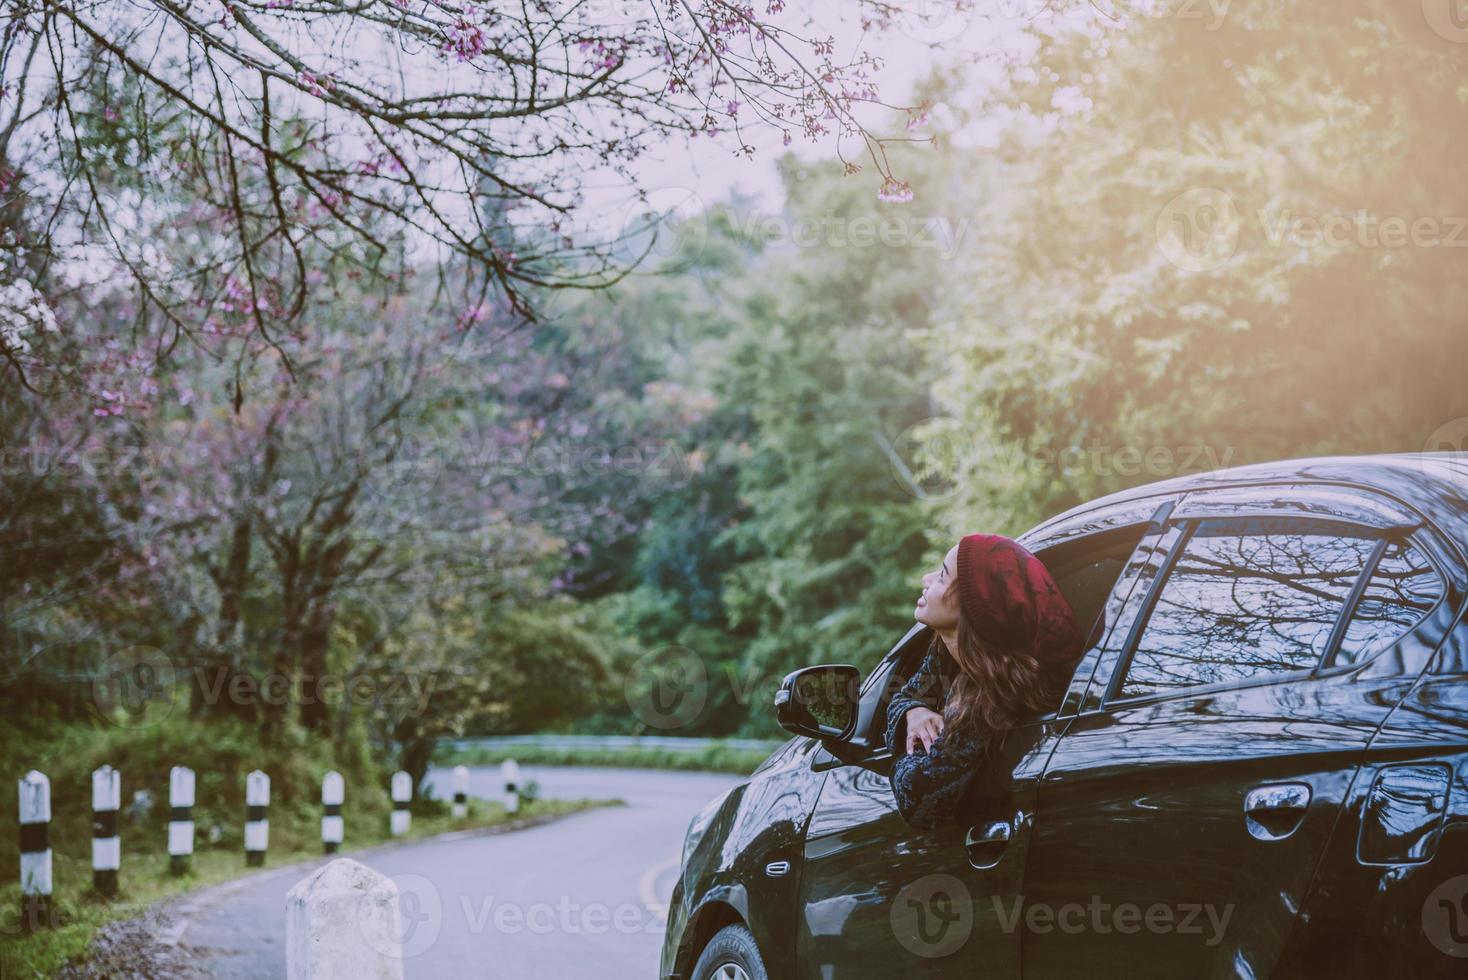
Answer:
[933,1,1468,537]
[7,0,1466,759]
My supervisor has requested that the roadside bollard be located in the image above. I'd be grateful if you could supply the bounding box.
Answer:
[169,766,195,876]
[18,770,52,931]
[92,765,121,897]
[390,771,411,837]
[321,770,344,854]
[451,765,468,819]
[286,858,403,980]
[245,770,270,867]
[501,758,520,815]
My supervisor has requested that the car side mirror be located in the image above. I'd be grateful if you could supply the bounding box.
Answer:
[774,665,861,742]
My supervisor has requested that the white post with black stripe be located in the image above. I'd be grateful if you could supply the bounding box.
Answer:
[18,770,52,931]
[451,764,469,819]
[500,758,520,815]
[390,771,411,837]
[92,765,121,897]
[168,766,195,875]
[245,770,270,867]
[321,770,344,854]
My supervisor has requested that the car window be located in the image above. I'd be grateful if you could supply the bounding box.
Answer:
[1039,527,1150,653]
[1333,538,1444,667]
[1115,517,1378,701]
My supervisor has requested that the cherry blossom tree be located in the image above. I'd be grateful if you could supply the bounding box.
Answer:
[0,0,953,381]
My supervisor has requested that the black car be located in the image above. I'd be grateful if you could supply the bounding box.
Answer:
[661,452,1468,980]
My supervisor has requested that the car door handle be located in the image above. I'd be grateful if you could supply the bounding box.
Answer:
[964,819,1012,869]
[1243,782,1311,841]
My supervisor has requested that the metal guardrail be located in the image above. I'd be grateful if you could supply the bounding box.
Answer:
[438,735,784,754]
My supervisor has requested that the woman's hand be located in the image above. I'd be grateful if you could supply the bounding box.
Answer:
[904,705,945,754]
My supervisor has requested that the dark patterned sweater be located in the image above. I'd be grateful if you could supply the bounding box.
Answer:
[885,637,1011,829]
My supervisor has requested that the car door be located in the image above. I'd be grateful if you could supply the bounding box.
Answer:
[792,510,1170,980]
[795,720,1053,980]
[1269,525,1464,977]
[1023,491,1432,979]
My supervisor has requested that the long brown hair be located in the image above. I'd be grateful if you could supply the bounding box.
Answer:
[940,582,1064,748]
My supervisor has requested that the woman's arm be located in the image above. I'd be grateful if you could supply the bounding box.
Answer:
[889,723,991,828]
[883,640,951,755]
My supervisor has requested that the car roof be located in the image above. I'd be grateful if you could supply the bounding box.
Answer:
[1026,452,1468,544]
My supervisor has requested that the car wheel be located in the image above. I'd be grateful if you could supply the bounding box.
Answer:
[690,923,769,980]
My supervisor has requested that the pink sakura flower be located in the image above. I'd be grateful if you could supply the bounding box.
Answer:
[455,304,490,331]
[726,100,740,116]
[297,70,331,97]
[579,38,624,72]
[877,177,914,204]
[443,17,487,62]
[93,389,126,417]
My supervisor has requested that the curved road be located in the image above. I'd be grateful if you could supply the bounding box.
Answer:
[183,766,743,978]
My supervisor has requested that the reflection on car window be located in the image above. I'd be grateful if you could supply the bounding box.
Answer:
[1334,539,1443,667]
[1118,520,1375,700]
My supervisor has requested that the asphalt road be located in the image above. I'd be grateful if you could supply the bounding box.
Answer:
[182,766,744,979]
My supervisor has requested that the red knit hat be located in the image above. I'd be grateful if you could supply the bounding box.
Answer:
[954,533,1083,665]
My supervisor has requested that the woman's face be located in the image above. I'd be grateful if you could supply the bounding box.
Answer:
[915,543,961,630]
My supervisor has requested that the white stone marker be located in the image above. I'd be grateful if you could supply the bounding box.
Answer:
[450,765,468,819]
[389,772,411,837]
[92,765,121,896]
[18,770,52,930]
[321,770,344,854]
[500,758,520,815]
[246,770,270,866]
[168,766,195,875]
[285,858,403,980]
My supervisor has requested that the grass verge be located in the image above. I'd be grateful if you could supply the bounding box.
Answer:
[436,742,775,775]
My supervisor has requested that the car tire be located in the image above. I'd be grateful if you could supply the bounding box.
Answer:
[690,923,770,980]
